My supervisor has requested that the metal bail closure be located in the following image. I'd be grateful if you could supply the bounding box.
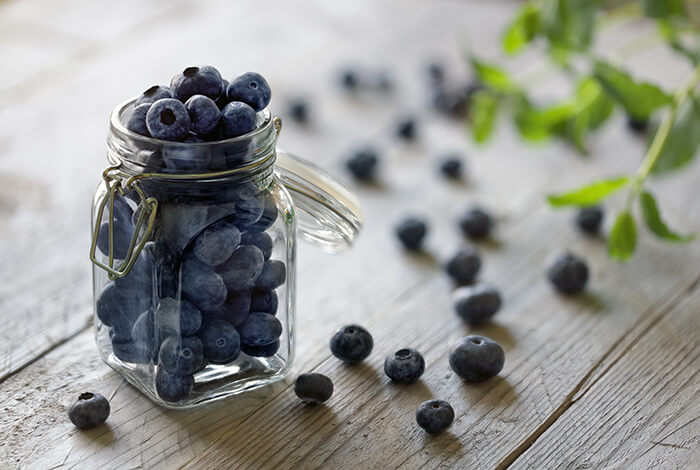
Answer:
[89,165,158,279]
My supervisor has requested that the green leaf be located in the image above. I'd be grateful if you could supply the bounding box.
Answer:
[563,78,616,152]
[639,191,695,242]
[642,0,685,18]
[594,61,672,121]
[547,176,630,207]
[503,3,540,54]
[470,59,516,93]
[470,91,499,143]
[651,97,700,174]
[514,95,575,141]
[609,211,637,261]
[540,0,598,52]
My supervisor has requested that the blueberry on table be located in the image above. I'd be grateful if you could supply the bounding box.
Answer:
[218,245,265,290]
[288,99,310,123]
[134,85,172,106]
[159,335,205,375]
[452,283,501,325]
[170,65,224,101]
[445,246,481,285]
[126,103,152,137]
[294,373,334,405]
[68,393,110,430]
[208,289,252,326]
[155,298,203,337]
[219,101,257,139]
[227,72,272,112]
[241,339,280,357]
[395,217,428,251]
[449,335,505,382]
[237,312,282,347]
[427,62,445,84]
[416,400,454,434]
[250,288,278,315]
[146,98,191,141]
[193,218,241,266]
[339,68,359,90]
[185,94,220,135]
[241,231,273,260]
[198,319,241,364]
[439,155,464,179]
[181,255,228,312]
[155,368,194,403]
[547,252,589,295]
[330,324,373,364]
[627,116,649,134]
[432,87,468,118]
[576,206,604,234]
[255,260,286,290]
[346,147,379,181]
[384,348,425,383]
[395,117,417,140]
[458,207,492,240]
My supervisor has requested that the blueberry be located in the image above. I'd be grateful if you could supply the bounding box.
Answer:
[111,193,135,225]
[346,147,379,181]
[459,207,492,240]
[255,260,286,290]
[159,335,205,375]
[250,288,278,314]
[432,87,468,118]
[449,335,505,381]
[216,79,230,109]
[126,103,152,137]
[227,72,271,112]
[68,393,110,430]
[427,62,445,84]
[208,289,252,326]
[185,95,220,135]
[339,68,359,90]
[198,319,241,364]
[416,400,454,434]
[219,101,256,139]
[627,116,649,134]
[170,65,224,102]
[155,368,194,403]
[218,245,264,290]
[146,98,191,141]
[452,283,501,324]
[576,206,604,234]
[288,99,310,123]
[111,334,154,364]
[96,283,148,339]
[241,231,273,260]
[146,241,178,298]
[547,252,589,295]
[294,373,334,405]
[439,155,463,179]
[237,312,282,346]
[396,118,416,140]
[134,85,172,106]
[395,217,428,250]
[233,183,265,228]
[243,192,278,232]
[155,298,203,337]
[384,348,425,383]
[445,246,481,285]
[193,218,241,266]
[241,339,280,357]
[131,310,158,360]
[375,71,393,92]
[181,255,228,312]
[113,248,154,297]
[329,324,373,364]
[159,203,236,253]
[161,143,212,171]
[96,218,134,259]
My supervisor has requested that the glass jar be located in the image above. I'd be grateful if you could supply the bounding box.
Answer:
[90,99,361,409]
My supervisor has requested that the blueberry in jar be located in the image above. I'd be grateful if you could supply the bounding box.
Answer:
[241,339,280,357]
[215,79,230,109]
[346,147,379,181]
[244,193,278,232]
[155,368,194,403]
[449,335,505,382]
[126,103,152,137]
[209,289,252,326]
[198,319,241,364]
[384,348,425,383]
[575,206,604,234]
[227,72,272,112]
[459,207,492,240]
[68,393,110,430]
[158,335,205,375]
[416,400,454,434]
[255,260,286,290]
[445,246,481,285]
[134,85,173,106]
[395,217,428,251]
[185,94,220,135]
[111,333,154,364]
[193,218,241,266]
[181,255,228,312]
[219,101,257,139]
[547,252,589,295]
[96,283,148,339]
[170,65,224,101]
[146,98,191,141]
[237,312,283,346]
[155,298,203,337]
[96,218,134,260]
[218,244,265,291]
[250,288,278,315]
[232,183,265,228]
[241,231,273,260]
[330,324,373,364]
[294,373,334,405]
[452,283,502,325]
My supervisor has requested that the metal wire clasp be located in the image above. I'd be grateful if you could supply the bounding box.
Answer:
[89,164,158,280]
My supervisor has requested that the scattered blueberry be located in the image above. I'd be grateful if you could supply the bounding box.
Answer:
[416,399,454,434]
[159,335,205,375]
[627,116,649,134]
[126,103,152,137]
[339,68,359,90]
[346,147,379,181]
[68,393,110,430]
[241,231,273,260]
[219,101,257,139]
[396,117,416,140]
[250,288,278,314]
[185,95,220,135]
[288,99,310,123]
[146,98,191,141]
[432,86,468,118]
[218,244,265,290]
[198,319,241,364]
[181,255,228,312]
[445,246,481,285]
[384,348,425,383]
[294,373,334,405]
[193,218,241,266]
[330,325,373,364]
[547,252,589,295]
[576,206,604,234]
[241,339,280,357]
[427,62,445,84]
[452,283,501,325]
[255,260,286,290]
[449,335,505,382]
[134,85,173,106]
[227,72,271,112]
[237,312,283,346]
[155,297,203,337]
[395,217,428,250]
[155,368,194,403]
[459,207,492,240]
[170,65,224,101]
[439,155,464,179]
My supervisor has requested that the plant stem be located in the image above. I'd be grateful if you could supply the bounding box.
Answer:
[625,62,700,209]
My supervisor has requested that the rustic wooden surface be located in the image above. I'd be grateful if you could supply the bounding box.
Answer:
[0,0,698,469]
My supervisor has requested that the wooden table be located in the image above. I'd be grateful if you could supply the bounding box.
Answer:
[1,0,698,468]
